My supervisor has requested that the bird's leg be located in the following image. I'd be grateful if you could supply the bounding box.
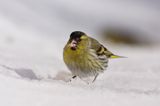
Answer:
[72,75,77,79]
[69,75,77,82]
[92,74,99,83]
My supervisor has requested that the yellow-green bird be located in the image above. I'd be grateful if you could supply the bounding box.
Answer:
[63,31,123,82]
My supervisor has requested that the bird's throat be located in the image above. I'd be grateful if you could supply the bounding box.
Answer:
[71,46,77,50]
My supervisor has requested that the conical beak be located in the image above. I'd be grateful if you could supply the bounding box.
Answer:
[69,40,78,50]
[70,40,77,48]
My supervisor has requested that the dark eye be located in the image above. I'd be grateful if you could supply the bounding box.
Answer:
[76,38,81,42]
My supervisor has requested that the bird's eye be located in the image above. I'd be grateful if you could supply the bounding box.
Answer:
[76,38,79,40]
[76,38,81,42]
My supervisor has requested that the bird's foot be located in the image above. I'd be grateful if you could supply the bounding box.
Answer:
[68,75,77,82]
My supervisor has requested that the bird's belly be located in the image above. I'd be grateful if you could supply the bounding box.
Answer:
[64,51,108,78]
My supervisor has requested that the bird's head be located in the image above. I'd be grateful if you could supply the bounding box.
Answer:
[68,31,88,50]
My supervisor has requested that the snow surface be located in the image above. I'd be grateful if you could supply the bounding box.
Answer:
[0,0,160,106]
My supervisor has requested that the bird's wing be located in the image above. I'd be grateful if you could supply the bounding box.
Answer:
[89,37,123,59]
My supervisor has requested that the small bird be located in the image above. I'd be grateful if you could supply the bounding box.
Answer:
[63,31,123,82]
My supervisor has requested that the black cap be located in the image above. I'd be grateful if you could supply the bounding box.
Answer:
[70,31,85,39]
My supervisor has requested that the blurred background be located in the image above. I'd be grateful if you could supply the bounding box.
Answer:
[0,1,160,106]
[0,0,160,78]
[0,0,160,45]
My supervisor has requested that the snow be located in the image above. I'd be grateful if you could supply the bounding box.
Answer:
[0,0,160,106]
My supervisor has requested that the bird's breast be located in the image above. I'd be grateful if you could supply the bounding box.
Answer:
[63,45,87,64]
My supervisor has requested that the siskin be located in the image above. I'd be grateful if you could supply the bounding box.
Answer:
[63,31,123,82]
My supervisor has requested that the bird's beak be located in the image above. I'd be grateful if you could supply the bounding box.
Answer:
[70,40,77,48]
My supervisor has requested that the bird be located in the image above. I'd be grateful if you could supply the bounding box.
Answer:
[63,31,124,83]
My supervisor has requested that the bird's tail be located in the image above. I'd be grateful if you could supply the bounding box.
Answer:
[109,54,126,59]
